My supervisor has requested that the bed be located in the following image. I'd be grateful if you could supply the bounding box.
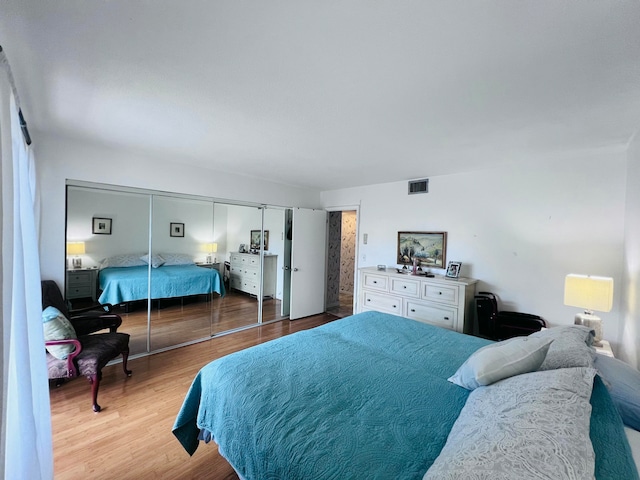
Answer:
[173,311,640,480]
[98,253,224,305]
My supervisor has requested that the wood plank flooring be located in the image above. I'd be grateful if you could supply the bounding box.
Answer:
[50,313,339,479]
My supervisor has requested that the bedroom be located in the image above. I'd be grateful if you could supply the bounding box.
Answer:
[2,1,640,478]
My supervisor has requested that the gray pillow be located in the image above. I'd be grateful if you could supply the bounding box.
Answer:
[448,336,554,390]
[425,367,597,480]
[529,325,595,370]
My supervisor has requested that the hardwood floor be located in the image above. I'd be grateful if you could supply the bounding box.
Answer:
[108,290,287,356]
[49,313,339,479]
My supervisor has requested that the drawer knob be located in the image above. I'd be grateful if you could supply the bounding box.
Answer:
[393,305,397,308]
[438,292,442,295]
[373,281,377,284]
[410,308,416,312]
[403,286,407,289]
[444,316,450,320]
[367,299,371,302]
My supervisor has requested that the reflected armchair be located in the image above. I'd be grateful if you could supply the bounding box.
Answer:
[42,280,132,412]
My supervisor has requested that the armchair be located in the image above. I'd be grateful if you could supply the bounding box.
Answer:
[42,280,132,412]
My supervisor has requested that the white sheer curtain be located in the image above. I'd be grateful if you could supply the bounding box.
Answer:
[1,52,53,479]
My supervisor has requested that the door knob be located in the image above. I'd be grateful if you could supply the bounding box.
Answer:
[293,268,299,272]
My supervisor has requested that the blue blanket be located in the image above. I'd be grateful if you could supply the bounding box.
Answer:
[173,311,638,480]
[99,264,224,304]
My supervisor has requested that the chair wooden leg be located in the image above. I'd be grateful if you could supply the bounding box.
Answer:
[88,372,102,413]
[121,349,132,377]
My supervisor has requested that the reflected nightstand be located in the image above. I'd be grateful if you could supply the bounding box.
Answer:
[196,262,220,274]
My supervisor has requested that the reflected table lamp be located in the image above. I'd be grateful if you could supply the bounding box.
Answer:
[563,274,613,347]
[67,241,86,269]
[205,243,218,264]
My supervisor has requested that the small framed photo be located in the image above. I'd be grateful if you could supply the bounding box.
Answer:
[92,217,112,235]
[170,222,185,237]
[445,261,462,278]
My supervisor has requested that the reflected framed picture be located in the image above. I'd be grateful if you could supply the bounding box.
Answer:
[445,261,462,278]
[397,231,446,268]
[92,217,112,235]
[170,222,185,237]
[250,230,269,251]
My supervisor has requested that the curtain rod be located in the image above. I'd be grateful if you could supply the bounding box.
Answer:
[0,44,32,145]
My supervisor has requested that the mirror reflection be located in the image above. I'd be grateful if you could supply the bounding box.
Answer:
[65,184,289,357]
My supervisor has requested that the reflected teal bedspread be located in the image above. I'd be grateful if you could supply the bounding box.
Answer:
[98,264,224,304]
[173,311,638,480]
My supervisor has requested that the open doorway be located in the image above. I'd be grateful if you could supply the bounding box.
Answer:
[326,210,357,318]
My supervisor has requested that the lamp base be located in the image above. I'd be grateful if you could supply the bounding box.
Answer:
[72,257,82,269]
[574,312,603,347]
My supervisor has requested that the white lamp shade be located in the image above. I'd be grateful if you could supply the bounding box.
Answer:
[67,242,86,255]
[564,274,613,313]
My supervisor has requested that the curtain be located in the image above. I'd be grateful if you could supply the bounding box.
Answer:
[1,53,53,479]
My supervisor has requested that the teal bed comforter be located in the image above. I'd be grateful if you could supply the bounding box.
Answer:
[173,311,637,480]
[98,264,224,304]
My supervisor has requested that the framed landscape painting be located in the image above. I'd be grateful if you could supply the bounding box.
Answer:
[397,231,447,268]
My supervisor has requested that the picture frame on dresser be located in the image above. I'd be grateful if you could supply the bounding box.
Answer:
[445,261,461,278]
[397,231,446,268]
[250,230,269,251]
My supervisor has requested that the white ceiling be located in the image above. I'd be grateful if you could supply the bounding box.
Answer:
[2,1,639,190]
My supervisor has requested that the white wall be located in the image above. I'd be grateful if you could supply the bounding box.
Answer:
[621,134,640,368]
[36,134,321,288]
[321,152,631,355]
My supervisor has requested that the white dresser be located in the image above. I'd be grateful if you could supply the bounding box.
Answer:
[229,252,277,298]
[357,267,478,333]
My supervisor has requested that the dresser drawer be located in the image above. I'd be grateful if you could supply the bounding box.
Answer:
[422,283,458,305]
[405,300,458,330]
[390,277,420,298]
[361,291,402,315]
[67,271,91,285]
[362,273,388,291]
[67,285,93,298]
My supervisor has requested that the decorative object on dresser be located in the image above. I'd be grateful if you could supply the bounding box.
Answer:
[357,266,477,333]
[66,241,85,269]
[445,261,461,278]
[170,222,185,237]
[92,217,112,235]
[564,274,614,347]
[229,252,277,298]
[397,231,446,268]
[66,267,98,302]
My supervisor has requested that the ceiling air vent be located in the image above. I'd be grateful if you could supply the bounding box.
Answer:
[408,178,429,195]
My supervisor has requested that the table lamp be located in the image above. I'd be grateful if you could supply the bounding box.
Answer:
[67,241,86,269]
[205,243,218,264]
[563,274,613,347]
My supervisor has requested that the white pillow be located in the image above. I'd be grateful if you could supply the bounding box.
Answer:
[448,336,554,390]
[140,253,165,268]
[161,253,194,266]
[99,253,147,269]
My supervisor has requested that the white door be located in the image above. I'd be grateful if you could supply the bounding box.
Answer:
[289,208,327,320]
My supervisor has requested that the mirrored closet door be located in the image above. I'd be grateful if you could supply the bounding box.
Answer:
[65,183,291,357]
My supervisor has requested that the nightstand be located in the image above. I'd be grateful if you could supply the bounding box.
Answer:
[594,339,614,358]
[66,268,98,302]
[196,262,220,274]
